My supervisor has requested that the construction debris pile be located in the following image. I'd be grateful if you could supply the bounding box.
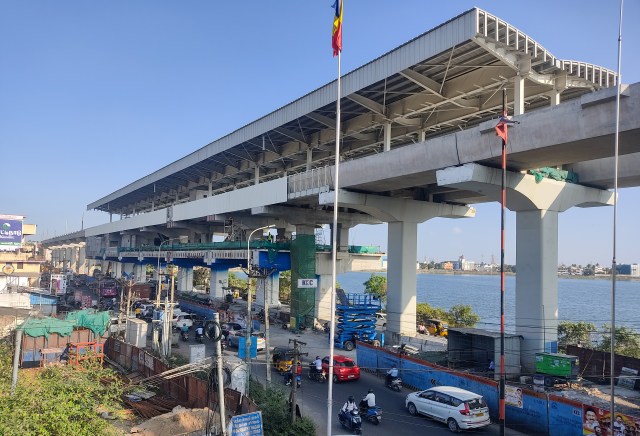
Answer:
[129,406,218,436]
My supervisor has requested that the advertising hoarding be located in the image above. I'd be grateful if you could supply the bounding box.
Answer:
[0,214,24,250]
[50,274,67,296]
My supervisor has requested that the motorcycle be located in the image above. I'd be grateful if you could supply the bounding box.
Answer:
[180,330,189,342]
[338,409,362,435]
[359,401,382,425]
[385,375,402,391]
[308,363,326,383]
[285,372,302,388]
[195,332,204,343]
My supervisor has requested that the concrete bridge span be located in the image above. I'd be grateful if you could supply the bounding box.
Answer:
[42,8,640,370]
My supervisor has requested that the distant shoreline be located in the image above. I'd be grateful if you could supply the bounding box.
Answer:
[357,269,640,282]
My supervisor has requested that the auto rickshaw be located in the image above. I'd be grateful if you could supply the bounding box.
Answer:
[272,347,300,374]
[427,319,449,337]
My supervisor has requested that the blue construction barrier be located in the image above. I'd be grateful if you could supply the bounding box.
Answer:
[356,342,587,435]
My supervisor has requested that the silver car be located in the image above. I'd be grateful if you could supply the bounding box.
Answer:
[226,331,265,351]
[405,386,490,432]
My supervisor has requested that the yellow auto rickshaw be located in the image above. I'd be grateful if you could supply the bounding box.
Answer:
[427,319,449,337]
[272,347,300,374]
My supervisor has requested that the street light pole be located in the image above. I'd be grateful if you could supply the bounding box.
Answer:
[154,237,179,354]
[245,224,274,395]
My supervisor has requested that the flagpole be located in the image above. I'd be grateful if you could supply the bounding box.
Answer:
[499,88,507,436]
[327,47,341,436]
[610,0,624,420]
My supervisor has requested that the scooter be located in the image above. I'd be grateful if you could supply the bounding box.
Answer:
[308,363,326,383]
[385,376,402,391]
[359,400,382,425]
[338,409,362,435]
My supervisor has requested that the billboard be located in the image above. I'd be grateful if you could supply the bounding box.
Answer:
[0,214,24,250]
[50,274,67,296]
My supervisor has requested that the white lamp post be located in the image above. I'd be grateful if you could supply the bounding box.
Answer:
[245,224,274,393]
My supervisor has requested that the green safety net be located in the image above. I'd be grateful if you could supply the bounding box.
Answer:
[348,245,380,254]
[65,309,111,337]
[290,234,316,329]
[529,167,579,184]
[19,317,75,338]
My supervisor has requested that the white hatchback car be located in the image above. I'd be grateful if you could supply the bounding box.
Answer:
[405,386,490,432]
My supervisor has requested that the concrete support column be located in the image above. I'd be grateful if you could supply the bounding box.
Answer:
[114,262,123,279]
[178,267,193,292]
[514,75,525,116]
[70,248,78,273]
[210,268,229,299]
[386,221,418,344]
[254,165,260,185]
[339,225,349,252]
[548,89,561,106]
[316,274,334,321]
[516,209,559,370]
[134,264,146,282]
[77,247,87,274]
[306,147,313,171]
[384,121,391,152]
[419,129,426,142]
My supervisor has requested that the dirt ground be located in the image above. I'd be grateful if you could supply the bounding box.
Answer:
[126,406,221,436]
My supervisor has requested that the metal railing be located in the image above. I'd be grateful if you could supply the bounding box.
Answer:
[287,166,333,199]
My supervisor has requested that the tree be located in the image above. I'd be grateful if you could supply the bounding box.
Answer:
[447,304,480,327]
[558,321,595,349]
[598,325,640,358]
[416,303,449,326]
[192,267,210,288]
[363,274,387,303]
[279,270,291,303]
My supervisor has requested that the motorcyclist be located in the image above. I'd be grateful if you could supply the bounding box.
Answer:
[311,356,323,375]
[195,325,204,341]
[180,323,189,340]
[360,388,376,410]
[341,395,357,417]
[386,366,399,386]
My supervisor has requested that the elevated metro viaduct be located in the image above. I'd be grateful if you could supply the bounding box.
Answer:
[43,8,640,370]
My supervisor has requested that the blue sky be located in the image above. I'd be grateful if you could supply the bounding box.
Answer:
[1,1,638,266]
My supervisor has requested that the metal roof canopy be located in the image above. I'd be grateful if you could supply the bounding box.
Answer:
[87,8,615,216]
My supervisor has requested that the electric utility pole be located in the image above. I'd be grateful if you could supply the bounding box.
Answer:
[289,338,307,425]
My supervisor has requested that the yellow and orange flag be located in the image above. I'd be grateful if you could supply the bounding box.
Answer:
[332,0,343,56]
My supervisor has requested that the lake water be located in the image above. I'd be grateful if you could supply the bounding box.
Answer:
[337,272,640,332]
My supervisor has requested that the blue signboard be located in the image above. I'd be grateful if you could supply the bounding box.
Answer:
[231,411,263,436]
[237,336,257,359]
[0,216,23,249]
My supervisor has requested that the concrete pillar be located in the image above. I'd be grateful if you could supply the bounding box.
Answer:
[254,272,280,308]
[178,267,194,292]
[254,165,259,185]
[386,221,418,344]
[316,274,334,321]
[384,121,391,152]
[516,209,559,369]
[77,247,87,274]
[514,75,525,116]
[210,268,229,299]
[133,264,145,282]
[339,225,349,252]
[70,247,78,273]
[114,262,123,279]
[419,129,426,142]
[548,89,561,106]
[306,147,313,171]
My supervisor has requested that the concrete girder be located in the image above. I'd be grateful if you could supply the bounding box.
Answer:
[318,190,475,223]
[251,205,380,227]
[436,163,614,212]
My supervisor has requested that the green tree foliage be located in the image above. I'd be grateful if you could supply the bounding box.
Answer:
[228,272,248,292]
[0,339,125,436]
[416,303,480,328]
[279,271,292,303]
[558,321,595,350]
[249,379,316,436]
[363,274,387,303]
[192,267,210,288]
[598,325,640,358]
[416,303,449,326]
[447,304,481,327]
